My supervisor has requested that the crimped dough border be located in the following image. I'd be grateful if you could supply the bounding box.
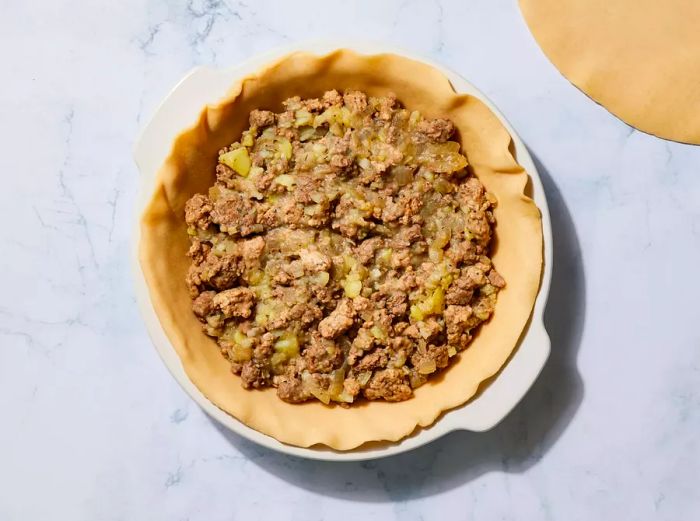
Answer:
[139,50,543,450]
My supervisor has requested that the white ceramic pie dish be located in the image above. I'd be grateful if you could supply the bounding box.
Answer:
[132,41,553,461]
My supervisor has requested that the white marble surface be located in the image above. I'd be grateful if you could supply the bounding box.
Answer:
[1,1,698,519]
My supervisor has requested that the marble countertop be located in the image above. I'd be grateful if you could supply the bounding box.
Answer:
[2,1,698,519]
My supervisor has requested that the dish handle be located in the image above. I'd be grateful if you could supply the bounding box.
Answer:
[455,319,551,432]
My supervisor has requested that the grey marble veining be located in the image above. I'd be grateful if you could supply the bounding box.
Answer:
[1,1,698,519]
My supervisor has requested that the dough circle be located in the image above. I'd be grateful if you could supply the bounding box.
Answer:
[139,50,543,450]
[520,0,700,144]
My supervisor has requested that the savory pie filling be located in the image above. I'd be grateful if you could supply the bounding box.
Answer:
[184,90,504,405]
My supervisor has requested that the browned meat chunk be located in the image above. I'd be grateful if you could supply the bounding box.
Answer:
[240,360,271,389]
[444,305,475,350]
[192,291,216,320]
[302,334,343,373]
[386,292,408,318]
[375,93,397,120]
[411,344,449,370]
[355,349,388,372]
[416,118,455,142]
[276,375,310,403]
[298,248,331,272]
[343,90,368,113]
[213,287,255,318]
[210,195,260,236]
[241,236,265,267]
[186,252,242,296]
[185,194,212,230]
[318,299,355,339]
[354,237,384,264]
[363,368,412,401]
[488,269,506,288]
[322,89,343,107]
[249,109,275,128]
[416,318,442,341]
[187,238,211,265]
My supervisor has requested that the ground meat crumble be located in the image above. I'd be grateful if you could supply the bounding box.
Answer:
[184,90,504,405]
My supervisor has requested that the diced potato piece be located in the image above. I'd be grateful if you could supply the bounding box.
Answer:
[336,391,355,403]
[246,269,265,285]
[273,174,296,188]
[410,287,445,321]
[206,314,223,329]
[481,283,497,296]
[429,286,445,313]
[357,371,372,387]
[278,138,292,160]
[316,106,350,128]
[432,228,451,249]
[233,330,254,348]
[270,352,288,374]
[389,351,407,368]
[229,343,252,362]
[255,301,277,325]
[475,308,491,321]
[330,122,343,136]
[434,177,454,194]
[343,278,362,298]
[376,248,393,266]
[342,254,359,272]
[418,359,437,375]
[299,126,316,141]
[370,325,387,340]
[212,238,237,257]
[274,332,300,358]
[428,248,443,263]
[311,271,330,286]
[410,304,425,322]
[241,128,256,147]
[392,165,414,186]
[409,371,427,389]
[219,147,251,177]
[294,109,313,127]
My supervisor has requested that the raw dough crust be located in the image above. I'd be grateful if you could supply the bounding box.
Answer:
[139,50,543,450]
[520,0,700,144]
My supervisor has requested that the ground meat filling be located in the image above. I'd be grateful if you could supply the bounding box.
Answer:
[184,90,504,405]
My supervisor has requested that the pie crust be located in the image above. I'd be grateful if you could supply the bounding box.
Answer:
[520,0,700,144]
[139,50,543,450]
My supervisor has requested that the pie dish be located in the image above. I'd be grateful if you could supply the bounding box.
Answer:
[132,42,552,460]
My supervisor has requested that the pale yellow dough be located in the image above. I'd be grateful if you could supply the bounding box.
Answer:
[520,0,700,144]
[139,50,543,450]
